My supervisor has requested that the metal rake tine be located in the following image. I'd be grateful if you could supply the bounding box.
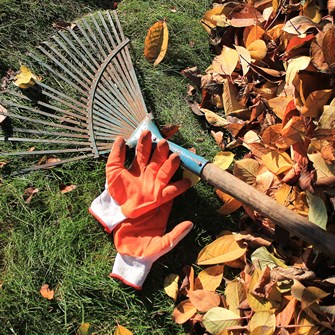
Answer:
[12,128,90,139]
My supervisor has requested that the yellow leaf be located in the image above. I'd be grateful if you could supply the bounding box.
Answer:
[213,151,235,171]
[216,189,242,215]
[260,150,293,175]
[249,311,276,335]
[212,46,239,75]
[77,323,95,335]
[194,265,224,291]
[222,79,249,117]
[183,168,200,187]
[14,65,40,89]
[225,279,247,315]
[233,158,260,186]
[144,20,168,66]
[301,89,332,118]
[40,284,54,300]
[114,325,133,335]
[244,25,265,48]
[164,274,179,301]
[172,300,197,324]
[188,290,221,312]
[201,6,230,31]
[247,39,267,61]
[203,109,229,127]
[197,234,247,266]
[202,307,240,335]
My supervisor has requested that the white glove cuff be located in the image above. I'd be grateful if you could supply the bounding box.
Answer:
[110,253,153,290]
[89,189,126,233]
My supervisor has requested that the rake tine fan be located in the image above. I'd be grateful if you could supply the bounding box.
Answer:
[0,10,148,174]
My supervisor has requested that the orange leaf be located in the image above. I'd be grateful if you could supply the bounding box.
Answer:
[300,89,332,118]
[212,46,239,75]
[144,20,168,66]
[244,25,265,48]
[172,300,197,324]
[188,290,221,312]
[276,297,298,326]
[194,265,224,291]
[197,234,247,266]
[216,189,242,215]
[60,184,77,193]
[40,284,54,300]
[114,324,133,335]
[260,150,293,175]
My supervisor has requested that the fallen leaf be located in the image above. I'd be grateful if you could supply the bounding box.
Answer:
[144,20,168,66]
[276,297,298,326]
[244,25,265,48]
[160,124,180,139]
[285,56,311,86]
[282,16,317,35]
[188,290,221,312]
[202,307,240,335]
[260,150,293,175]
[300,89,332,118]
[251,247,287,270]
[235,45,251,76]
[197,234,247,266]
[77,323,95,335]
[306,191,328,230]
[212,46,239,76]
[203,109,229,127]
[249,311,276,335]
[23,187,39,204]
[114,325,133,335]
[233,158,260,186]
[60,184,77,193]
[164,274,179,301]
[225,279,247,315]
[322,25,335,70]
[183,168,200,187]
[0,105,7,123]
[14,65,40,89]
[222,79,249,117]
[213,151,235,171]
[40,284,54,300]
[194,265,224,291]
[247,39,267,61]
[216,189,242,215]
[172,300,197,324]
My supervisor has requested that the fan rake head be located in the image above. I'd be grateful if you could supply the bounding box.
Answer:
[0,10,148,174]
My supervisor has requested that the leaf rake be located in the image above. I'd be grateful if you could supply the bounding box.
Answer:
[1,10,335,258]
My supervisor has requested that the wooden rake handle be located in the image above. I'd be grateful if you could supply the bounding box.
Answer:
[201,163,335,259]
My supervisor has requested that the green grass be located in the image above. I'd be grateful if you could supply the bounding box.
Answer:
[0,1,237,334]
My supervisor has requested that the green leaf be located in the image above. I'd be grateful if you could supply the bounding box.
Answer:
[251,247,286,270]
[306,191,328,230]
[202,307,240,335]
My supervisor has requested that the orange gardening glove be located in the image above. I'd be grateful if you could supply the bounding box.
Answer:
[110,200,193,290]
[89,130,191,233]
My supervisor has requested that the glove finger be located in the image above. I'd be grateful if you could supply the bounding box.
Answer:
[148,139,170,171]
[130,130,152,173]
[147,221,193,257]
[106,136,126,174]
[161,178,191,202]
[156,153,181,186]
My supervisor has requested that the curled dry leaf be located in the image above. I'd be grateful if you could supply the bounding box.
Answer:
[247,39,267,61]
[23,187,39,204]
[40,283,54,300]
[172,300,197,324]
[60,184,77,193]
[144,20,168,66]
[14,65,40,89]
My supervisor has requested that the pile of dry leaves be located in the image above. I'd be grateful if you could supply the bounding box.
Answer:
[161,0,335,334]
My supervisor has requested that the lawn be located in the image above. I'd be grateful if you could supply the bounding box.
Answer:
[0,1,233,334]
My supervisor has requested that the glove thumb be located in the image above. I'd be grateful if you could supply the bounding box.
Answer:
[155,220,193,258]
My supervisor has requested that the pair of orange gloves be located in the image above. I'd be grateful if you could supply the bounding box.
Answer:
[89,130,193,290]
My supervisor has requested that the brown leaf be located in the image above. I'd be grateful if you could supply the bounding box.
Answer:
[172,300,197,324]
[40,284,54,300]
[60,184,77,193]
[228,4,264,27]
[144,20,168,66]
[160,124,181,140]
[276,297,298,327]
[300,89,332,118]
[180,265,194,295]
[188,290,221,312]
[194,265,224,291]
[322,25,335,70]
[23,187,39,203]
[52,21,77,31]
